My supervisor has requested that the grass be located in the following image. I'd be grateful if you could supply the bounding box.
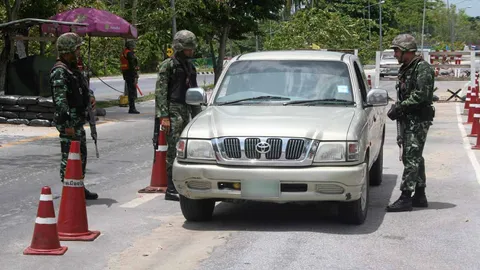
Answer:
[95,84,215,109]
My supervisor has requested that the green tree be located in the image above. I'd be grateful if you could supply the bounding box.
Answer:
[179,0,284,83]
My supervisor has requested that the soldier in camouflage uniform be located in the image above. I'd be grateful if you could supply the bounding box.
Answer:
[50,32,98,200]
[386,34,435,212]
[155,30,202,201]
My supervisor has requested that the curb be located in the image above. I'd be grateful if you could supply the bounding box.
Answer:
[197,71,214,75]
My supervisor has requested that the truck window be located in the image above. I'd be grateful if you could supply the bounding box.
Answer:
[353,62,367,103]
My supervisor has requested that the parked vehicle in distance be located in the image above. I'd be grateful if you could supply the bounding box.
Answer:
[380,49,399,77]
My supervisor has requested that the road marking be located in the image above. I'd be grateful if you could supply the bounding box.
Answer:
[456,103,480,184]
[120,194,161,208]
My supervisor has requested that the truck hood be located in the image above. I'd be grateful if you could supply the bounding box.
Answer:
[186,105,355,140]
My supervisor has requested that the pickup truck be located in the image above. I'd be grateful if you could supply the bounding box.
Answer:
[173,50,389,225]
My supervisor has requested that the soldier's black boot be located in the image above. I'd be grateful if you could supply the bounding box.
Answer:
[128,98,140,114]
[84,188,98,200]
[412,187,428,208]
[165,174,179,202]
[386,191,413,212]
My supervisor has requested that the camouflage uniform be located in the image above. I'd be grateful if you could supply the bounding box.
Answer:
[50,32,98,199]
[155,30,202,199]
[386,34,435,212]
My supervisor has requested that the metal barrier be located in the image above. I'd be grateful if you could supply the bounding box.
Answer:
[374,50,479,89]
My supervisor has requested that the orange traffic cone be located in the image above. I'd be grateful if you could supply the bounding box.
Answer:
[57,140,100,241]
[139,127,168,193]
[24,186,68,255]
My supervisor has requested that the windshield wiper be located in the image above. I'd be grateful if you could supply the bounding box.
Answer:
[283,98,355,106]
[216,95,291,105]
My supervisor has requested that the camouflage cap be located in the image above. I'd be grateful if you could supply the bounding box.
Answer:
[56,32,83,55]
[390,34,417,52]
[172,30,197,52]
[125,40,136,49]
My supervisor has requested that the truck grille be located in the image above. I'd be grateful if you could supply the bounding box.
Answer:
[221,137,308,161]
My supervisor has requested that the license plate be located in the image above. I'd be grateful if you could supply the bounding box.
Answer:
[241,179,280,199]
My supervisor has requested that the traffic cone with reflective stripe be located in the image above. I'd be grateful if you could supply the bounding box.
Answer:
[57,140,100,241]
[464,86,472,113]
[24,186,67,255]
[139,126,168,193]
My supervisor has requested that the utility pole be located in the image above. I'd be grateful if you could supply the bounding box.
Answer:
[368,0,371,42]
[421,0,427,52]
[379,0,383,51]
[132,0,138,26]
[171,0,177,37]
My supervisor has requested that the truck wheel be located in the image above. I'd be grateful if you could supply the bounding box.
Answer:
[179,195,215,222]
[369,145,383,186]
[339,159,369,225]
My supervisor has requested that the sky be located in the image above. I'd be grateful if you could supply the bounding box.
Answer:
[447,0,480,17]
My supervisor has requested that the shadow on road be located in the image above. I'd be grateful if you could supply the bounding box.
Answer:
[182,174,398,235]
[86,198,118,207]
[412,201,456,211]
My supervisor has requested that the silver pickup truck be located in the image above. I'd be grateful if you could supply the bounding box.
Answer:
[173,50,389,225]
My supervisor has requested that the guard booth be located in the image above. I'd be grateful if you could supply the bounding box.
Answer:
[0,18,88,96]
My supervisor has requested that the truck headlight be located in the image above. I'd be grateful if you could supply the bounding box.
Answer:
[313,141,360,162]
[186,139,215,160]
[314,142,345,162]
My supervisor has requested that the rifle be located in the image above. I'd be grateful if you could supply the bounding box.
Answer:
[396,87,403,162]
[153,117,160,162]
[74,68,99,158]
[87,95,99,158]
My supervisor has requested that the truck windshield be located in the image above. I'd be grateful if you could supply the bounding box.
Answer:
[213,60,354,105]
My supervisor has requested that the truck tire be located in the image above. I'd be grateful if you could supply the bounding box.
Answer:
[370,128,385,186]
[179,195,215,222]
[369,146,383,186]
[338,158,369,225]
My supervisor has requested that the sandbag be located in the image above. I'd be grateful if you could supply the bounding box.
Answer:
[36,112,54,120]
[29,119,52,127]
[7,118,29,125]
[28,105,51,113]
[0,117,7,123]
[17,96,39,105]
[0,111,19,119]
[19,112,40,120]
[0,95,20,105]
[96,108,107,116]
[37,97,55,108]
[2,105,27,112]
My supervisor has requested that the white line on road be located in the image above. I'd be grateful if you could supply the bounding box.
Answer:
[456,103,480,185]
[120,194,161,208]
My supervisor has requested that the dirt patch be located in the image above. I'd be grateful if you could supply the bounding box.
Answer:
[107,215,230,270]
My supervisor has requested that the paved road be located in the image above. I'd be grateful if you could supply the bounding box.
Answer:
[89,73,215,101]
[1,81,480,270]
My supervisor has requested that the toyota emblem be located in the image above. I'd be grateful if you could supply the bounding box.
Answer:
[255,142,271,154]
